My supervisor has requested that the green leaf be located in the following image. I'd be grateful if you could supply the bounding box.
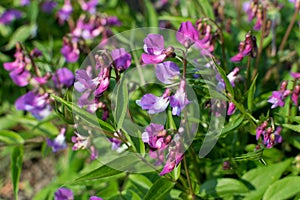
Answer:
[71,154,142,184]
[51,95,115,132]
[11,146,24,200]
[221,114,245,137]
[282,124,300,133]
[247,74,258,112]
[242,159,292,200]
[263,177,300,200]
[5,24,35,50]
[0,130,24,145]
[196,0,214,19]
[112,76,128,129]
[233,148,264,161]
[143,178,175,200]
[144,0,158,27]
[199,178,249,198]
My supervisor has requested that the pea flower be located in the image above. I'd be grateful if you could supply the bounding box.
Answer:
[256,121,283,148]
[0,9,22,25]
[142,123,171,150]
[47,128,67,152]
[15,91,52,120]
[169,80,190,116]
[230,32,257,62]
[57,0,73,24]
[136,89,171,114]
[268,81,291,109]
[155,61,180,84]
[90,196,103,200]
[20,0,30,6]
[79,0,99,14]
[227,102,236,115]
[195,19,215,54]
[111,48,132,72]
[42,1,58,13]
[54,187,73,200]
[142,34,175,64]
[52,67,75,88]
[292,85,300,106]
[176,21,199,48]
[3,44,31,87]
[72,15,103,40]
[72,132,89,151]
[61,37,80,63]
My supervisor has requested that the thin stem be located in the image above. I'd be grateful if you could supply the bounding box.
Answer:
[254,7,267,78]
[183,49,187,79]
[246,56,252,90]
[279,7,299,52]
[183,156,194,199]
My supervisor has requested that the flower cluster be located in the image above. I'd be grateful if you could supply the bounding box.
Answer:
[58,0,121,63]
[231,32,257,62]
[3,43,75,120]
[74,48,131,114]
[256,121,282,148]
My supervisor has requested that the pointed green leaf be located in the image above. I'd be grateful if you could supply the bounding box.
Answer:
[143,178,175,200]
[247,74,258,112]
[112,76,128,130]
[144,0,158,27]
[51,95,115,132]
[282,124,300,133]
[221,114,245,137]
[263,176,300,200]
[5,24,35,50]
[0,130,24,145]
[11,146,24,200]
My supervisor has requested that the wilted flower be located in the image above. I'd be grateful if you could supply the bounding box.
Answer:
[195,19,215,54]
[169,80,190,116]
[72,132,89,150]
[231,32,257,62]
[0,9,22,25]
[54,187,73,200]
[227,67,240,87]
[111,48,132,72]
[176,21,199,48]
[292,85,300,106]
[52,67,75,88]
[15,91,52,120]
[155,61,180,84]
[47,128,67,152]
[136,89,171,114]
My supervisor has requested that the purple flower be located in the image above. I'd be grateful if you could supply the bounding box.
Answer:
[57,0,73,24]
[20,0,30,6]
[54,187,74,200]
[142,123,170,149]
[102,16,122,26]
[108,137,122,150]
[90,196,103,200]
[230,32,256,62]
[142,34,168,64]
[111,48,132,72]
[195,20,215,54]
[47,128,67,152]
[155,61,180,84]
[41,1,57,13]
[90,145,98,160]
[256,121,283,148]
[227,67,240,87]
[136,89,170,114]
[170,80,190,116]
[256,121,268,140]
[15,91,51,120]
[79,0,98,14]
[94,67,110,97]
[72,132,89,150]
[0,9,22,25]
[176,21,199,48]
[291,72,300,79]
[72,15,103,40]
[227,102,235,115]
[289,0,300,10]
[52,67,75,88]
[292,85,300,106]
[268,82,291,109]
[61,37,80,63]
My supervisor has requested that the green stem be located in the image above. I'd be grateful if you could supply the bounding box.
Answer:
[279,6,299,52]
[183,156,194,198]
